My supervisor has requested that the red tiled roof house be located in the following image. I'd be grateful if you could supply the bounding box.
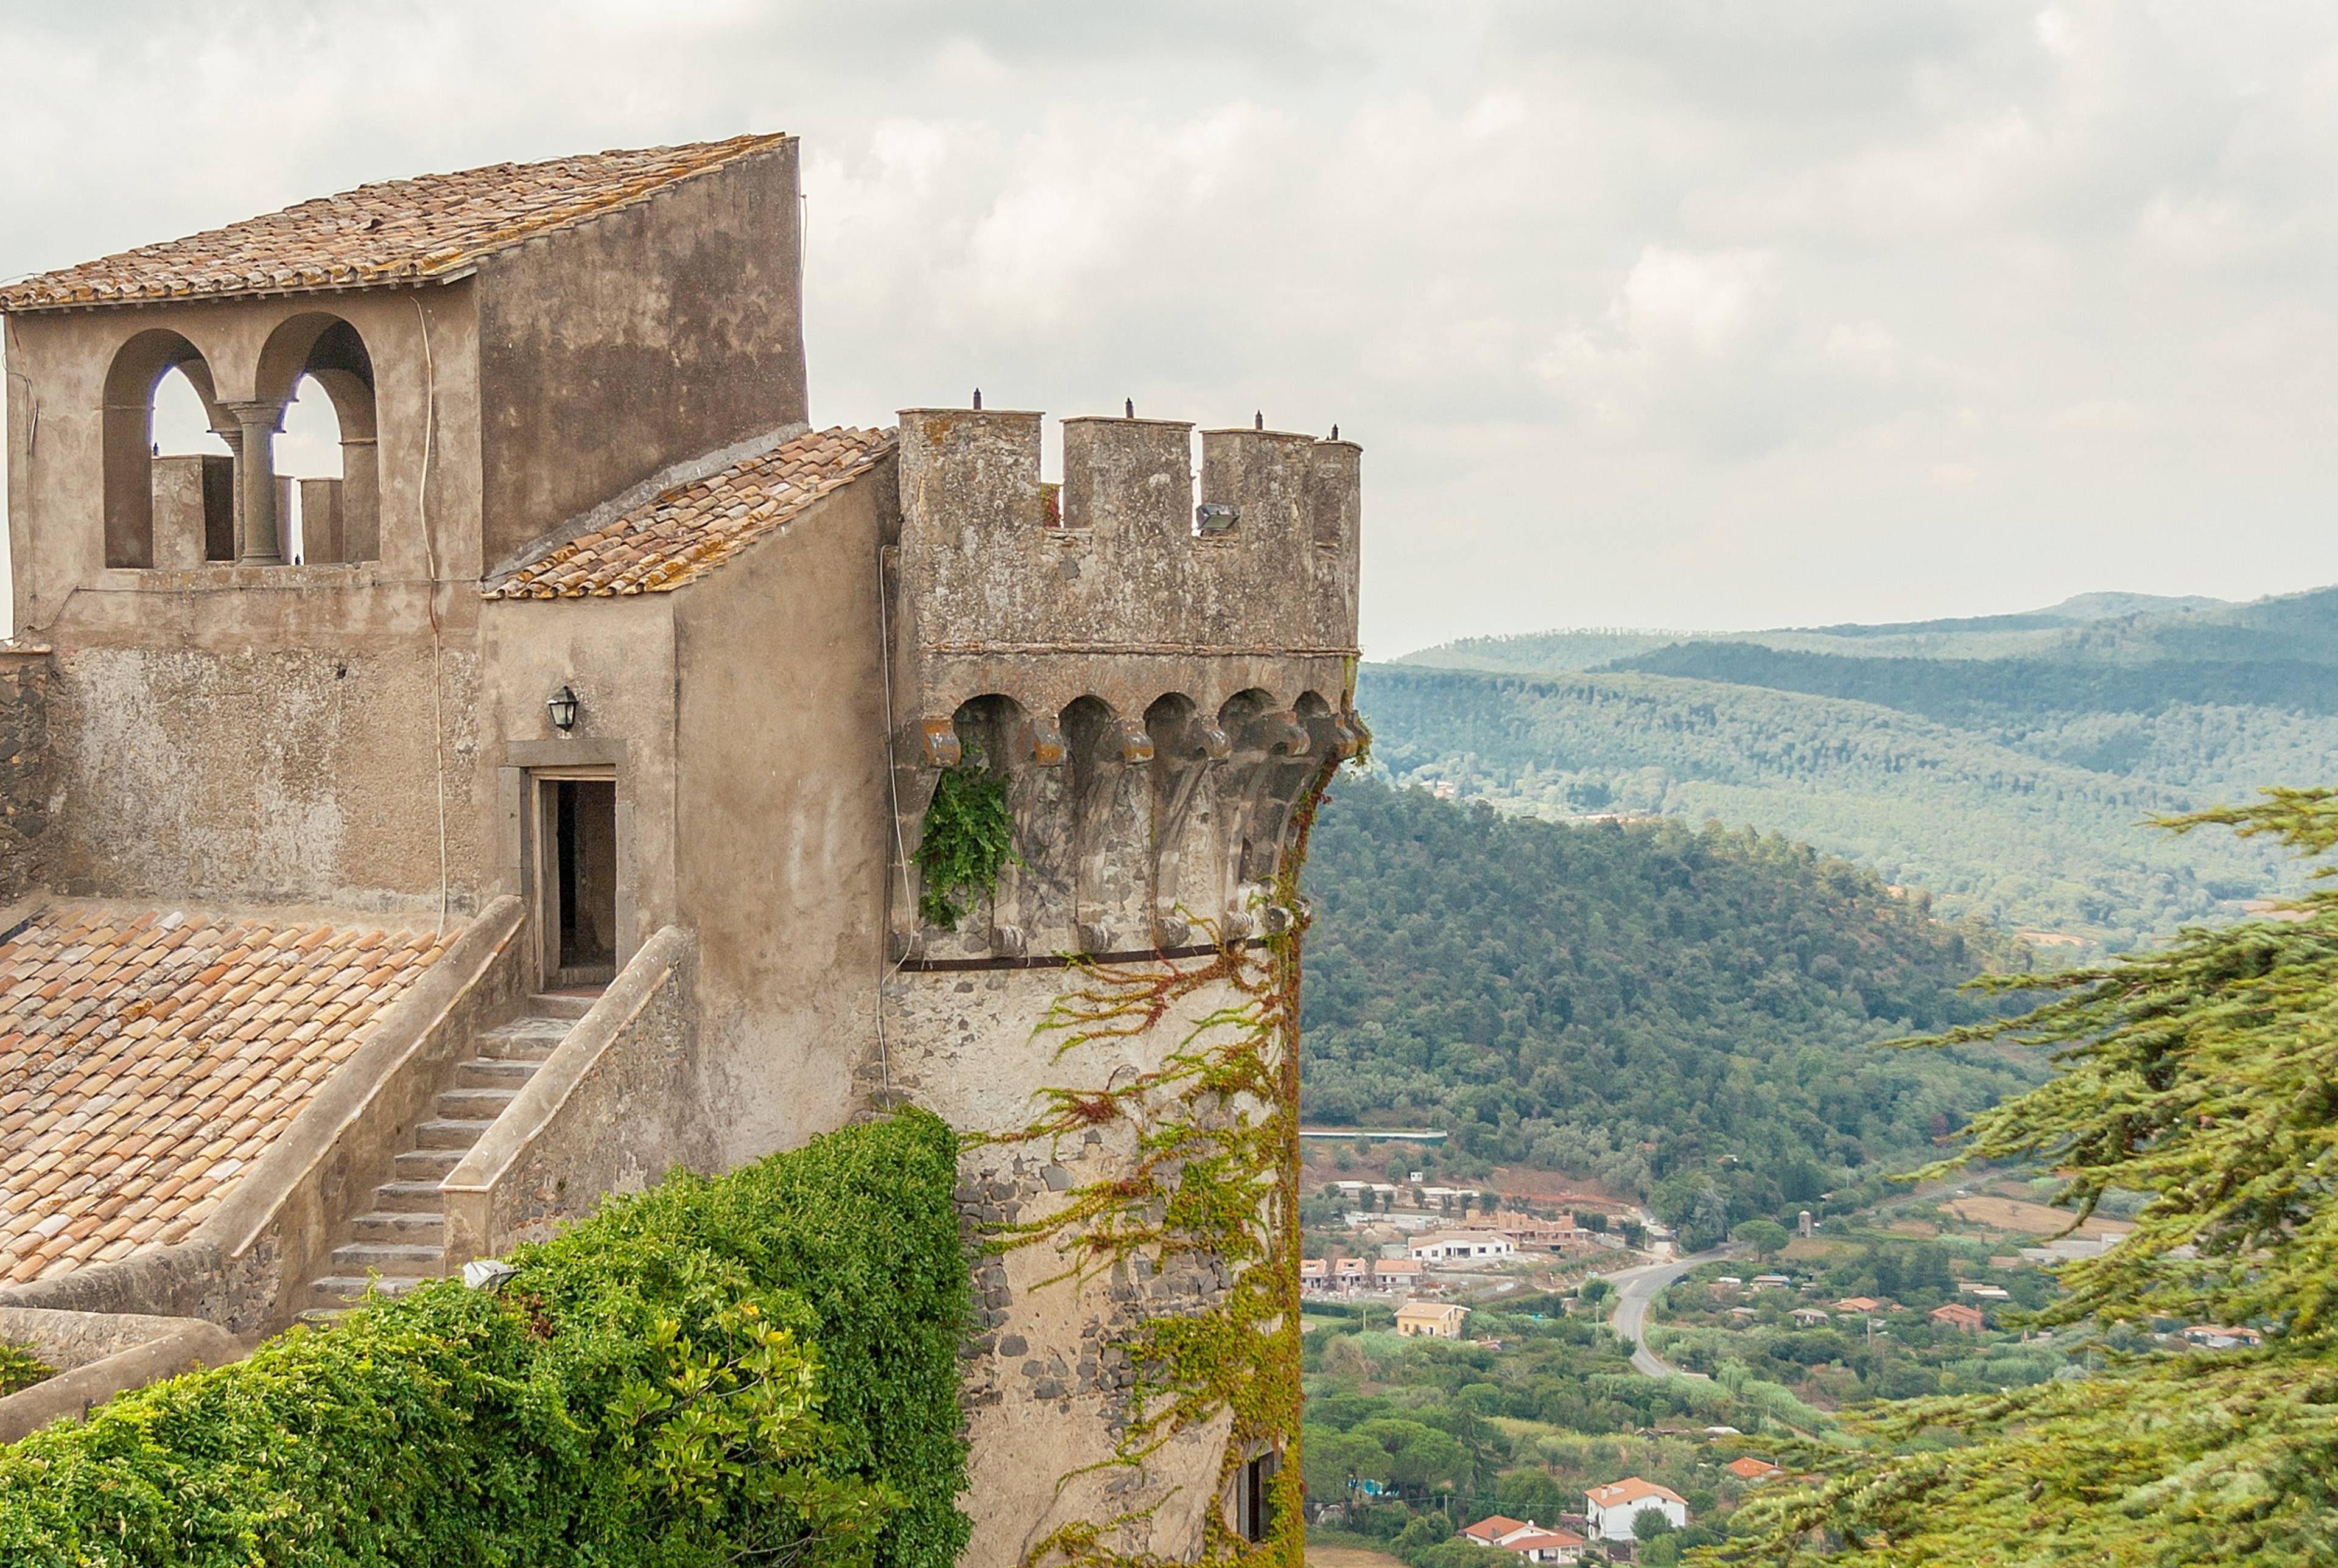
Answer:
[1586,1478,1689,1544]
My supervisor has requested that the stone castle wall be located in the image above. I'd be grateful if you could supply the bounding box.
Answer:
[880,962,1283,1568]
[0,651,50,906]
[885,404,1362,965]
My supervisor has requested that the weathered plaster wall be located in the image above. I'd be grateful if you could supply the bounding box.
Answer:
[475,141,808,572]
[673,468,893,1166]
[40,628,484,912]
[477,592,680,970]
[882,965,1264,1568]
[2,280,492,911]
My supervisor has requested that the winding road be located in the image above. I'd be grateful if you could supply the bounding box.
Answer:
[1599,1247,1735,1377]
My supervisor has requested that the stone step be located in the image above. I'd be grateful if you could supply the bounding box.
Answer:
[373,1178,445,1212]
[311,1273,428,1305]
[454,1055,542,1089]
[329,1241,443,1278]
[395,1147,465,1181]
[528,992,600,1020]
[353,1209,446,1243]
[436,1086,518,1119]
[414,1118,497,1150]
[479,1017,570,1060]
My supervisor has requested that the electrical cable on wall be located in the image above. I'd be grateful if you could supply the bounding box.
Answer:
[2,318,38,645]
[413,297,452,937]
[872,536,916,1101]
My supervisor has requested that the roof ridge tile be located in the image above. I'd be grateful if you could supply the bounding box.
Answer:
[482,424,897,601]
[2,135,790,312]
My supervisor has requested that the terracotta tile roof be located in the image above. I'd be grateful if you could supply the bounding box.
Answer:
[1394,1300,1467,1321]
[0,135,788,312]
[1462,1516,1529,1543]
[0,905,451,1284]
[482,425,895,599]
[1504,1530,1585,1552]
[1588,1478,1685,1509]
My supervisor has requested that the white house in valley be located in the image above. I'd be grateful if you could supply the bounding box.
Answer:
[1585,1477,1688,1543]
[1393,1301,1470,1339]
[1458,1516,1584,1564]
[1408,1230,1515,1263]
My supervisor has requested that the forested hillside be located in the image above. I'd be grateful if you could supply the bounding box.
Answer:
[1300,779,2040,1219]
[1372,586,2338,943]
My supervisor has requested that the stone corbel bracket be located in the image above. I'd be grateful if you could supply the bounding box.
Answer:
[891,688,1353,964]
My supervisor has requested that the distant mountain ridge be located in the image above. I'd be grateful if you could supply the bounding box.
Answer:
[1367,585,2338,947]
[1791,590,2228,640]
[1400,584,2338,671]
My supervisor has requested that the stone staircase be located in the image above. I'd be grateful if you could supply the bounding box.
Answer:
[306,994,592,1312]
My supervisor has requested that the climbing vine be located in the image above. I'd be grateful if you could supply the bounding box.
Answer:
[917,749,1019,929]
[977,723,1361,1568]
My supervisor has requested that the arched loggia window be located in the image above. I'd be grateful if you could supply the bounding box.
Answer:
[101,330,233,567]
[255,314,380,564]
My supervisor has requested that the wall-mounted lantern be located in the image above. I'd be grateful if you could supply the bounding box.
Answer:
[547,685,580,732]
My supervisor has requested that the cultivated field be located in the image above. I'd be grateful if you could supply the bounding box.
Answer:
[1948,1195,2124,1236]
[1308,1546,1408,1568]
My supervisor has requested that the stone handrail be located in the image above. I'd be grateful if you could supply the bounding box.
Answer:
[440,925,699,1267]
[0,1306,244,1444]
[0,895,529,1334]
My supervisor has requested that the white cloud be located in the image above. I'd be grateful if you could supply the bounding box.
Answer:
[5,1,2338,649]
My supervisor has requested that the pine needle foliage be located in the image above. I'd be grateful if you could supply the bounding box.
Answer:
[1708,787,2338,1566]
[0,1110,971,1568]
[916,751,1018,929]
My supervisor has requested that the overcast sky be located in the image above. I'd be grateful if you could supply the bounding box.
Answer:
[5,1,2336,654]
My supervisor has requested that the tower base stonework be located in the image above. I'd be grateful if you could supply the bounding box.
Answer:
[885,954,1297,1568]
[880,744,1336,1568]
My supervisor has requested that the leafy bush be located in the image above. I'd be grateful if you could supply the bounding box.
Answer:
[0,1110,970,1568]
[915,755,1017,928]
[0,1342,53,1398]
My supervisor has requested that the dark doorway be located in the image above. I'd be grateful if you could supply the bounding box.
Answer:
[542,776,618,987]
[1236,1450,1279,1544]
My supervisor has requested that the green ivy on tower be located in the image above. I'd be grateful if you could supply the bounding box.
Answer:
[974,725,1364,1568]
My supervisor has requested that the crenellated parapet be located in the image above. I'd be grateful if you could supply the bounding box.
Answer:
[887,405,1362,962]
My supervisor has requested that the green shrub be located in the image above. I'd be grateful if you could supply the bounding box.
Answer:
[914,754,1017,928]
[0,1110,971,1568]
[0,1342,52,1398]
